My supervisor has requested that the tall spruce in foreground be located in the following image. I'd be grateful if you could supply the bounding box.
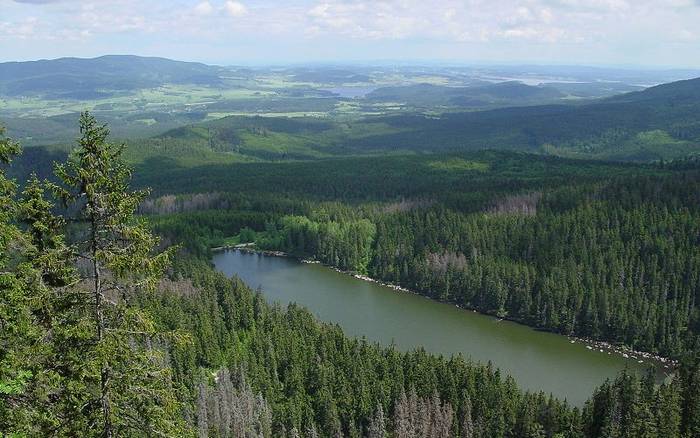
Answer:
[45,112,187,437]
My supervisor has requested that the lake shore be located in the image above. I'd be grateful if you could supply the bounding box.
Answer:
[212,246,678,371]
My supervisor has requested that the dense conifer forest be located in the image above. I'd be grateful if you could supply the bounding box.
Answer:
[3,107,700,436]
[146,154,700,358]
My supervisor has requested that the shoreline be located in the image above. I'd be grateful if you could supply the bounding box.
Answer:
[213,245,678,371]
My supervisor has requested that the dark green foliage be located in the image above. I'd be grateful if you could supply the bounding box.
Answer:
[5,145,68,186]
[147,257,581,437]
[582,370,686,438]
[0,125,36,427]
[142,152,700,357]
[350,77,700,160]
[49,112,187,436]
[138,254,700,437]
[359,174,700,355]
[5,116,700,436]
[134,150,652,201]
[0,116,188,436]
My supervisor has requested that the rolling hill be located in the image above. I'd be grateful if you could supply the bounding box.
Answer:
[0,55,224,99]
[156,76,700,162]
[2,57,699,163]
[352,76,700,160]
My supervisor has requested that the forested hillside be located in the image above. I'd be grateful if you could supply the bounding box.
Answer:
[3,116,700,437]
[348,77,700,160]
[141,149,700,358]
[148,77,700,163]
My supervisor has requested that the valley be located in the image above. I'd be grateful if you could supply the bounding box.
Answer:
[3,54,700,437]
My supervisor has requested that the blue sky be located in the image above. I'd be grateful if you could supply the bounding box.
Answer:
[2,0,700,67]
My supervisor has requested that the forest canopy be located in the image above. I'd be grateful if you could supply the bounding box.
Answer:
[2,105,700,437]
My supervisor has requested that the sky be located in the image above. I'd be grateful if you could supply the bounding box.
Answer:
[2,0,700,67]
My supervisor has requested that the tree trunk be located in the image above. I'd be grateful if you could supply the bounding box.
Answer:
[92,213,112,438]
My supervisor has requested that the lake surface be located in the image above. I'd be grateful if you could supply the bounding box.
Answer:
[213,249,662,406]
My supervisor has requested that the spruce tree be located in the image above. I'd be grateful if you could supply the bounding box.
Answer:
[49,112,187,437]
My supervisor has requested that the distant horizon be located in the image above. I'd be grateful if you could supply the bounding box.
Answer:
[3,53,700,73]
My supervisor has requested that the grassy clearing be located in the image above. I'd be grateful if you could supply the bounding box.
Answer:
[428,158,491,172]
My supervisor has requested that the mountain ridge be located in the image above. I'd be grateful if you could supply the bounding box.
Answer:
[0,54,224,98]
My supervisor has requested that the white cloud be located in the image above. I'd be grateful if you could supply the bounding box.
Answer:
[12,0,66,3]
[300,0,700,47]
[224,1,247,17]
[77,5,151,33]
[305,0,572,42]
[555,0,630,12]
[671,28,697,41]
[2,0,700,65]
[193,1,214,16]
[0,16,38,39]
